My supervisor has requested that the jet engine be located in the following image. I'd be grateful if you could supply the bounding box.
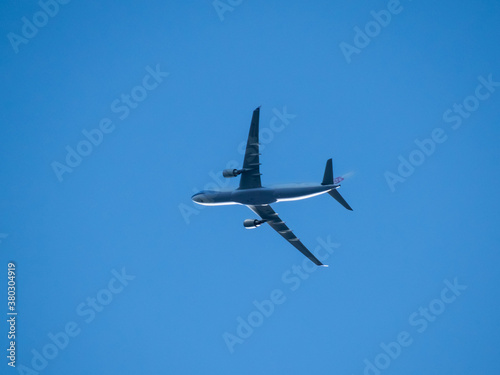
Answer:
[222,168,243,178]
[243,219,267,229]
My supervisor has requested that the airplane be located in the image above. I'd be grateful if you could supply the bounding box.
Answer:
[191,107,352,266]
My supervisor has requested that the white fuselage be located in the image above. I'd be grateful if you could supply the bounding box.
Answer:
[191,184,339,206]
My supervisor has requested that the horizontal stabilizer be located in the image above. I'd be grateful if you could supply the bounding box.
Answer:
[328,189,353,211]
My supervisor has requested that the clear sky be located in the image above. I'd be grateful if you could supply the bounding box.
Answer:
[1,1,499,374]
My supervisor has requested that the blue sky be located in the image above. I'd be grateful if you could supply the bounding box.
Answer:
[1,1,499,374]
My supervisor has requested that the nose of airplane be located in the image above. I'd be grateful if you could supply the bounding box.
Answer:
[191,193,204,203]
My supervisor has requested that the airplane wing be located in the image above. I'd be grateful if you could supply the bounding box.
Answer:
[248,204,326,266]
[239,107,262,189]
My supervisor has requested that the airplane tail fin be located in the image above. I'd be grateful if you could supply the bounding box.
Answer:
[321,158,353,211]
[321,158,333,186]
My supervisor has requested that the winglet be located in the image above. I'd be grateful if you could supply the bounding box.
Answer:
[320,264,329,268]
